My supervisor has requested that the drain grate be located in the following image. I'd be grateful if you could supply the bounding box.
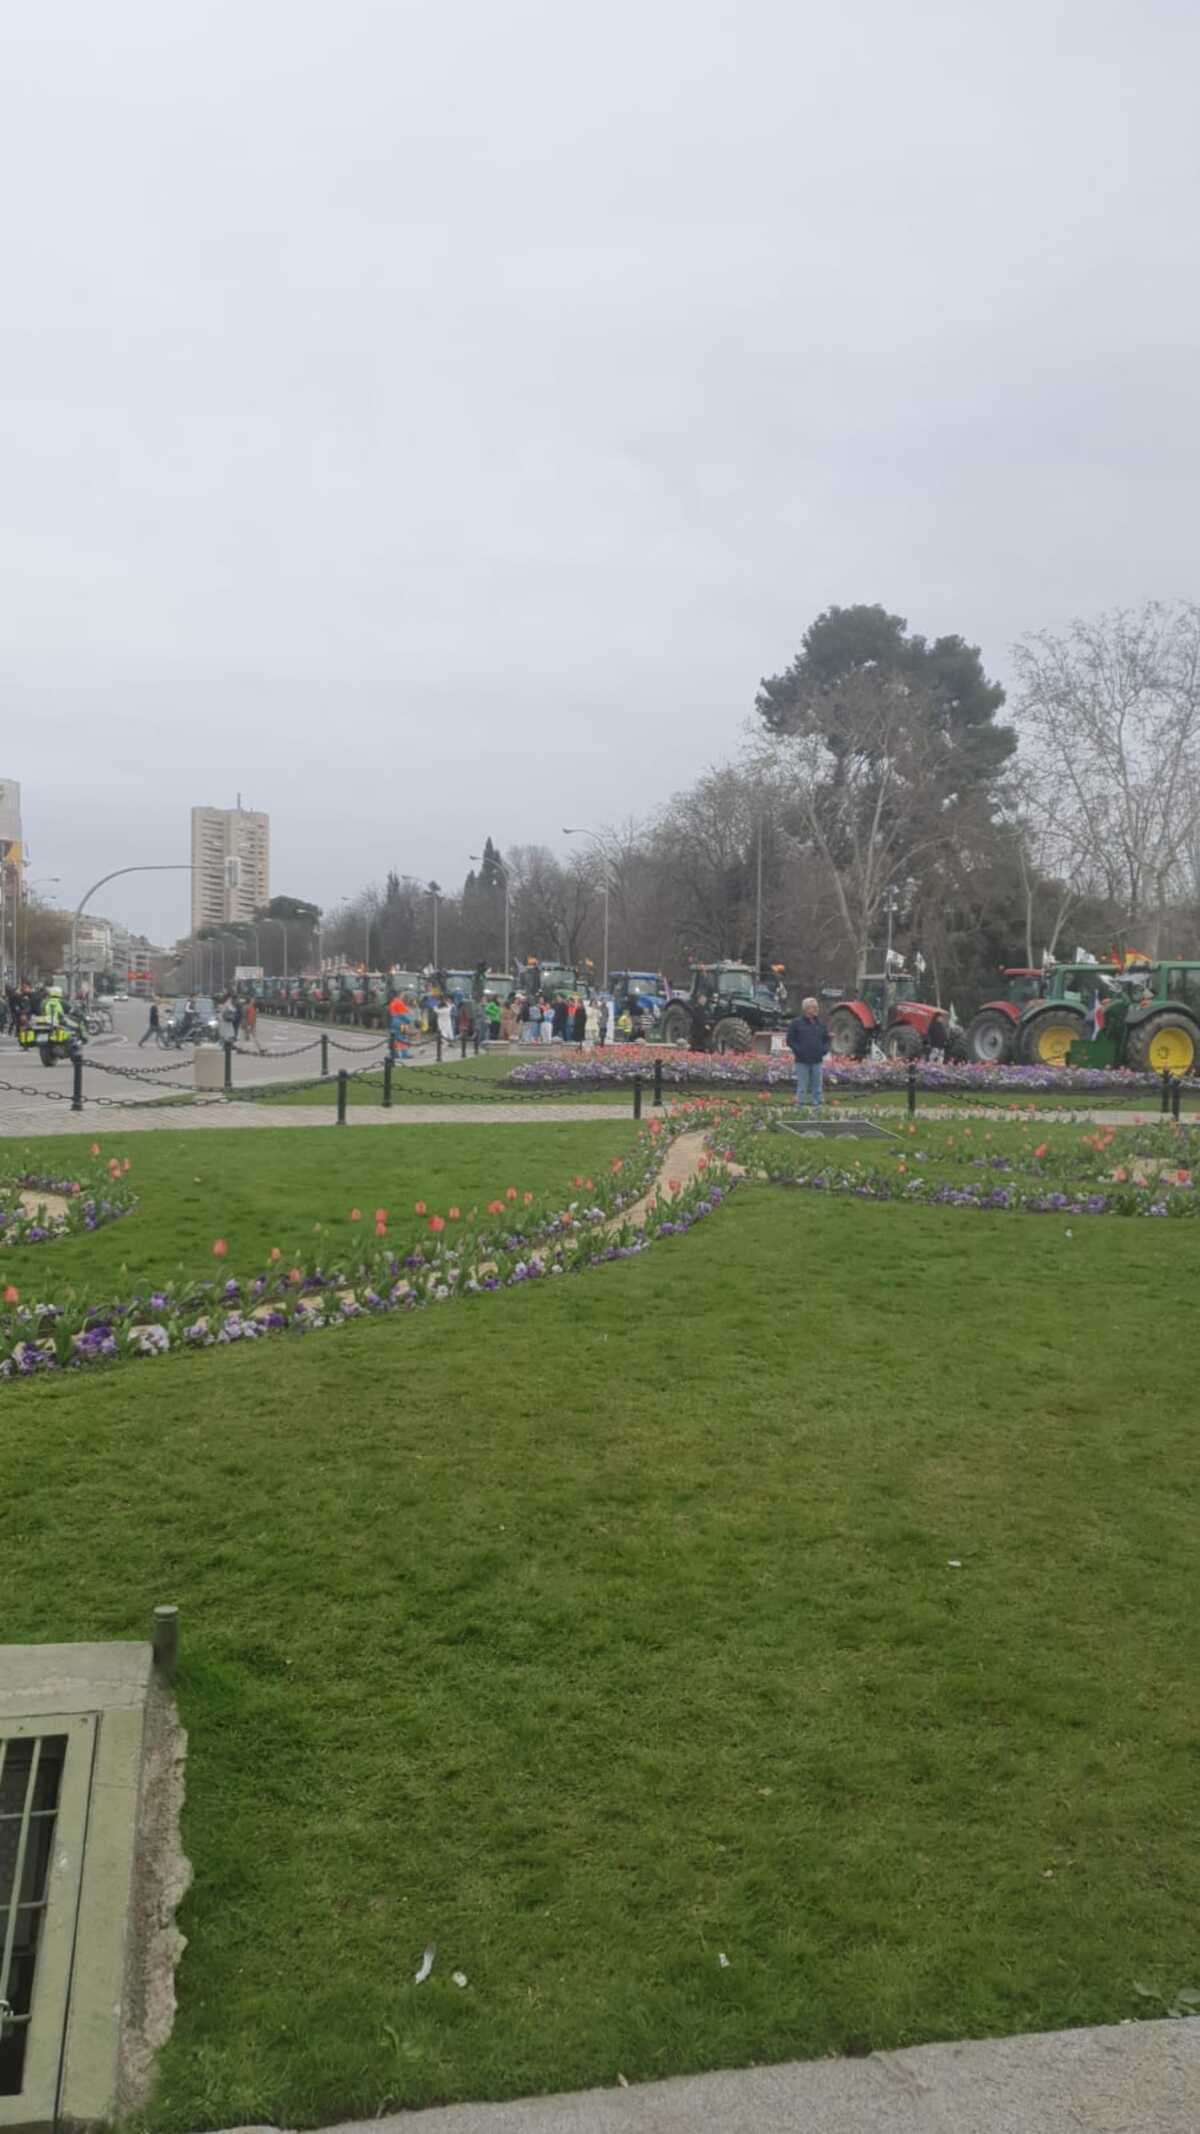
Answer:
[0,1714,95,2134]
[0,1734,68,2096]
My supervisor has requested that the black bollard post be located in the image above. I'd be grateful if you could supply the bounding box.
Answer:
[223,1039,233,1091]
[461,1032,469,1060]
[436,1032,443,1064]
[653,1056,663,1107]
[907,1061,917,1117]
[1161,1068,1171,1115]
[152,1603,179,1679]
[473,1029,481,1056]
[71,1050,84,1113]
[383,1054,393,1109]
[1172,1075,1182,1123]
[633,1073,643,1120]
[336,1069,348,1125]
[321,1033,329,1077]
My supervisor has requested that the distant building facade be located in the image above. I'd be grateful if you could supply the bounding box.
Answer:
[0,778,23,983]
[190,804,270,931]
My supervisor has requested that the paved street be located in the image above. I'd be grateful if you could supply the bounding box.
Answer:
[0,999,389,1138]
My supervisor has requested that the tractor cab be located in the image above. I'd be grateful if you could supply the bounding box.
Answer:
[658,963,787,1051]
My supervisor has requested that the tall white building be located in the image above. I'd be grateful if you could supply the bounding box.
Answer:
[190,803,270,932]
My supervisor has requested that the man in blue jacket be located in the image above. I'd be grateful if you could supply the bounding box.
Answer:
[786,995,830,1111]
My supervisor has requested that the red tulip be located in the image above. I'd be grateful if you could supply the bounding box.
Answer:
[269,1246,282,1262]
[374,1207,387,1222]
[448,1206,460,1221]
[415,1200,426,1215]
[375,1220,387,1238]
[3,1285,19,1306]
[488,1199,503,1214]
[212,1239,228,1258]
[523,1191,533,1206]
[349,1208,362,1222]
[1034,1143,1048,1160]
[429,1214,445,1233]
[506,1186,518,1201]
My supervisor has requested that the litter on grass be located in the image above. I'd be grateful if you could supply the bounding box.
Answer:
[452,1971,468,1989]
[718,1952,730,1968]
[414,1944,436,1984]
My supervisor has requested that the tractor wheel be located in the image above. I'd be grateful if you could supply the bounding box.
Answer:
[884,1022,923,1061]
[965,1009,1016,1065]
[827,1009,868,1059]
[659,1002,695,1048]
[1125,1012,1198,1076]
[711,1015,754,1053]
[1019,1005,1087,1067]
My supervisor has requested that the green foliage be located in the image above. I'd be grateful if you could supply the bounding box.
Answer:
[757,601,1014,779]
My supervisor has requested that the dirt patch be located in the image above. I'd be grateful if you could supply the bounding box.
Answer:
[15,1188,70,1225]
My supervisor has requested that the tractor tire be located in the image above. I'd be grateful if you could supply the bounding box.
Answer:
[1125,1012,1199,1077]
[827,1008,869,1059]
[965,1008,1017,1065]
[1019,1005,1087,1067]
[659,1002,695,1048]
[884,1022,923,1061]
[711,1015,754,1053]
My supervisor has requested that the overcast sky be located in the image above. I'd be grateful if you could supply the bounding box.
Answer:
[3,0,1197,941]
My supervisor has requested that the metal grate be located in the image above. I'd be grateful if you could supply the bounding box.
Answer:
[0,1736,66,2097]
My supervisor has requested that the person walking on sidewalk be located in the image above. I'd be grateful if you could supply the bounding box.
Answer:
[139,999,161,1048]
[786,995,829,1111]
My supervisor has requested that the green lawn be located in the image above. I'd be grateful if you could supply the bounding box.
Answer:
[2,1138,1197,2131]
[0,1121,639,1293]
[259,1050,633,1108]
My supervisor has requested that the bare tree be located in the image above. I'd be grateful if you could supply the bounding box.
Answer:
[1013,603,1200,952]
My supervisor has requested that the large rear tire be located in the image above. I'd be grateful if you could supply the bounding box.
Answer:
[884,1022,923,1061]
[659,1002,695,1048]
[965,1008,1017,1064]
[711,1015,754,1053]
[1019,1005,1087,1066]
[1125,1012,1198,1076]
[828,1008,868,1059]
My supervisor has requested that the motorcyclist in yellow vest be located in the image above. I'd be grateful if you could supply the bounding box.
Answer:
[44,986,66,1027]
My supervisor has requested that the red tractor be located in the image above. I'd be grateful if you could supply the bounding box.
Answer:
[825,972,965,1061]
[962,969,1045,1064]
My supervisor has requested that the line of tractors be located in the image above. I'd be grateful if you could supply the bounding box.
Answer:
[642,957,1200,1076]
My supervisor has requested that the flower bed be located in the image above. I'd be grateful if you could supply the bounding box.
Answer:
[507,1046,1164,1097]
[724,1111,1200,1219]
[0,1123,733,1380]
[0,1168,136,1247]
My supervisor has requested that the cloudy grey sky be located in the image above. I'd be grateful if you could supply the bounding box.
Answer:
[3,0,1197,940]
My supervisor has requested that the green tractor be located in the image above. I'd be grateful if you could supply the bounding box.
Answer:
[1016,963,1120,1066]
[1064,962,1200,1076]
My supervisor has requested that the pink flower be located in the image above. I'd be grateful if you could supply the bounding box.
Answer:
[349,1208,362,1222]
[3,1285,19,1305]
[611,1158,623,1173]
[123,1158,132,1173]
[90,1142,101,1157]
[375,1220,387,1238]
[585,1177,594,1190]
[374,1207,387,1223]
[415,1200,426,1216]
[505,1186,518,1201]
[523,1191,533,1206]
[269,1247,282,1262]
[573,1174,583,1186]
[212,1239,228,1258]
[448,1206,460,1221]
[429,1214,445,1233]
[487,1199,504,1215]
[288,1267,303,1285]
[1034,1143,1048,1160]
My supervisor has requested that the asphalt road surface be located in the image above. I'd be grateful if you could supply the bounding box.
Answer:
[0,999,391,1138]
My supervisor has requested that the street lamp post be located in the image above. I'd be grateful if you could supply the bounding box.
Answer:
[562,827,611,990]
[470,854,511,972]
[69,864,193,1004]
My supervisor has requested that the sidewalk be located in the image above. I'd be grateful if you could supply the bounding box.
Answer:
[216,2019,1200,2134]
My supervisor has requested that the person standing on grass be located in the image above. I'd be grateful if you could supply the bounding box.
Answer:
[139,998,160,1047]
[786,995,829,1111]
